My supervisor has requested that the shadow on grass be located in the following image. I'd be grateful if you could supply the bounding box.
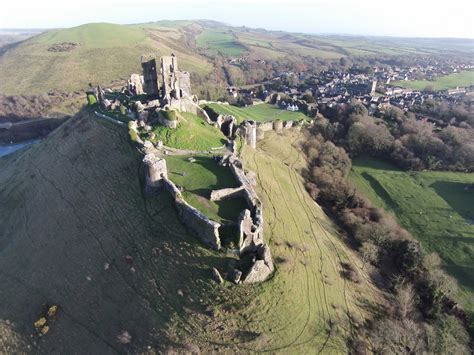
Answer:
[443,263,474,292]
[361,172,399,210]
[431,181,474,221]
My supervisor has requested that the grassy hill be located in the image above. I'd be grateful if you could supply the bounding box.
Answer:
[350,158,474,320]
[0,22,212,95]
[197,28,247,56]
[1,21,473,96]
[0,113,382,352]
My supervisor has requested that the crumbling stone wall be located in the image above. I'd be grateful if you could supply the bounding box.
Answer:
[273,120,283,133]
[162,177,221,250]
[209,186,245,201]
[168,98,212,123]
[141,57,160,96]
[142,153,222,250]
[128,74,144,95]
[221,155,274,283]
[160,55,192,103]
[239,121,257,149]
[176,71,192,98]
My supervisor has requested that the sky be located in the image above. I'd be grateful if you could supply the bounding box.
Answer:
[1,0,473,38]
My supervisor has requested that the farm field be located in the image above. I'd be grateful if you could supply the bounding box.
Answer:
[150,112,226,150]
[164,155,248,224]
[196,29,247,56]
[392,70,474,90]
[204,103,309,123]
[350,158,474,316]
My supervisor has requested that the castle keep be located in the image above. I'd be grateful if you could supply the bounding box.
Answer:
[135,54,192,104]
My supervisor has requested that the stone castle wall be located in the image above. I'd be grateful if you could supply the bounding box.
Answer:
[143,153,222,250]
[162,177,221,250]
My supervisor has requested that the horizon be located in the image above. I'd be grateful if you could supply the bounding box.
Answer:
[2,20,474,41]
[1,0,473,39]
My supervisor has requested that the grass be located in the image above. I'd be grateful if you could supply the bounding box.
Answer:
[350,157,474,316]
[204,103,309,123]
[35,23,147,48]
[165,155,248,224]
[0,23,212,95]
[0,112,255,352]
[0,110,383,352]
[237,130,383,352]
[196,29,247,56]
[150,112,226,150]
[392,71,474,91]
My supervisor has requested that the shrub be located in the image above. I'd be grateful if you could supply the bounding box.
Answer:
[159,108,178,121]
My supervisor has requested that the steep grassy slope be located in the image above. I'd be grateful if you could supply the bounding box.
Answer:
[0,112,245,353]
[0,112,383,352]
[350,158,474,321]
[235,130,382,352]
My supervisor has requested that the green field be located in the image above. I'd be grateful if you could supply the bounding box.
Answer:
[196,29,247,56]
[205,103,309,123]
[165,155,248,224]
[150,112,226,150]
[392,70,474,91]
[36,23,147,48]
[1,21,473,95]
[0,22,212,95]
[350,158,474,314]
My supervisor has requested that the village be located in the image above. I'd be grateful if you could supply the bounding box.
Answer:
[225,57,473,128]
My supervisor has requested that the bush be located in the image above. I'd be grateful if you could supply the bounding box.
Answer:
[159,108,178,121]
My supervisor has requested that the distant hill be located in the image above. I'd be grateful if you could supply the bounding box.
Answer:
[0,20,473,95]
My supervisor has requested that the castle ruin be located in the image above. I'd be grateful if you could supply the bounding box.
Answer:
[160,55,192,103]
[141,57,160,96]
[134,54,192,104]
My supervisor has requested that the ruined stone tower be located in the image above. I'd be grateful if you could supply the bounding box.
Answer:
[141,56,160,96]
[143,154,168,189]
[242,121,257,149]
[160,55,192,103]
